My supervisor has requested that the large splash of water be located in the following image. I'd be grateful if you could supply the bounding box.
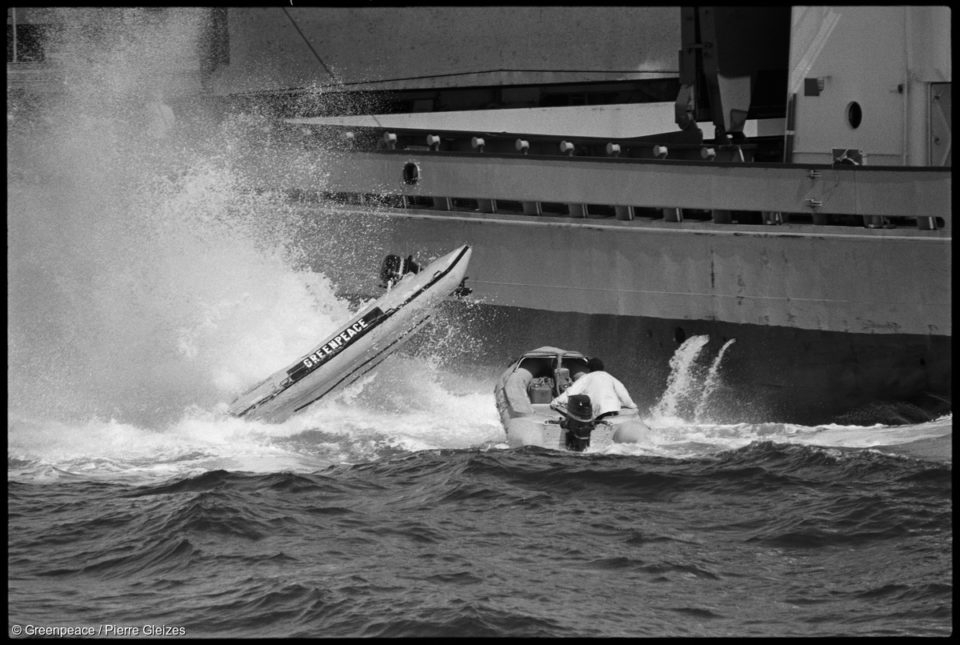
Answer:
[649,335,710,421]
[6,9,510,482]
[693,338,736,422]
[7,9,353,426]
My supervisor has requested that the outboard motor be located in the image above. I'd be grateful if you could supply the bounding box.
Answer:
[559,394,596,452]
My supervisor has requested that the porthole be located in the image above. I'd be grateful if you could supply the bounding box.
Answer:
[402,161,420,185]
[846,102,862,129]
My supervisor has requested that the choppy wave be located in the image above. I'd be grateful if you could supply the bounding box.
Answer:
[8,371,951,485]
[9,445,951,637]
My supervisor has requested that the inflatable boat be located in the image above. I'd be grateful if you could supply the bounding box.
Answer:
[494,346,648,451]
[228,245,472,422]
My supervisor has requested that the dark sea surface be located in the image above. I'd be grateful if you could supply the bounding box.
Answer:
[7,8,952,638]
[8,404,953,638]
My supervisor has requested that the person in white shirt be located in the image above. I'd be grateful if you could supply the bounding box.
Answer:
[551,357,637,420]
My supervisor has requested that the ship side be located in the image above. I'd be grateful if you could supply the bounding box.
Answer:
[8,7,950,423]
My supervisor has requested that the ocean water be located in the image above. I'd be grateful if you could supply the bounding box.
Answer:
[8,394,954,638]
[7,9,952,638]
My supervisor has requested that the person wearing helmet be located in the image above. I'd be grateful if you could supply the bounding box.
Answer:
[379,253,421,289]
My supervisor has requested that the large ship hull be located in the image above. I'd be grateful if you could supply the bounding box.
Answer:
[289,206,950,425]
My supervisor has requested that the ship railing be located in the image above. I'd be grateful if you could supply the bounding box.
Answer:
[287,189,946,232]
[269,123,950,233]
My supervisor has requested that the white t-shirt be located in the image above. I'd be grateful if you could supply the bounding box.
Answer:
[552,371,637,418]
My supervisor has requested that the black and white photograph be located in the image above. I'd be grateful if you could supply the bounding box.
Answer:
[8,6,951,637]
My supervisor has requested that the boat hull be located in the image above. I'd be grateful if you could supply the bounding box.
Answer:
[228,245,472,422]
[493,346,651,450]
